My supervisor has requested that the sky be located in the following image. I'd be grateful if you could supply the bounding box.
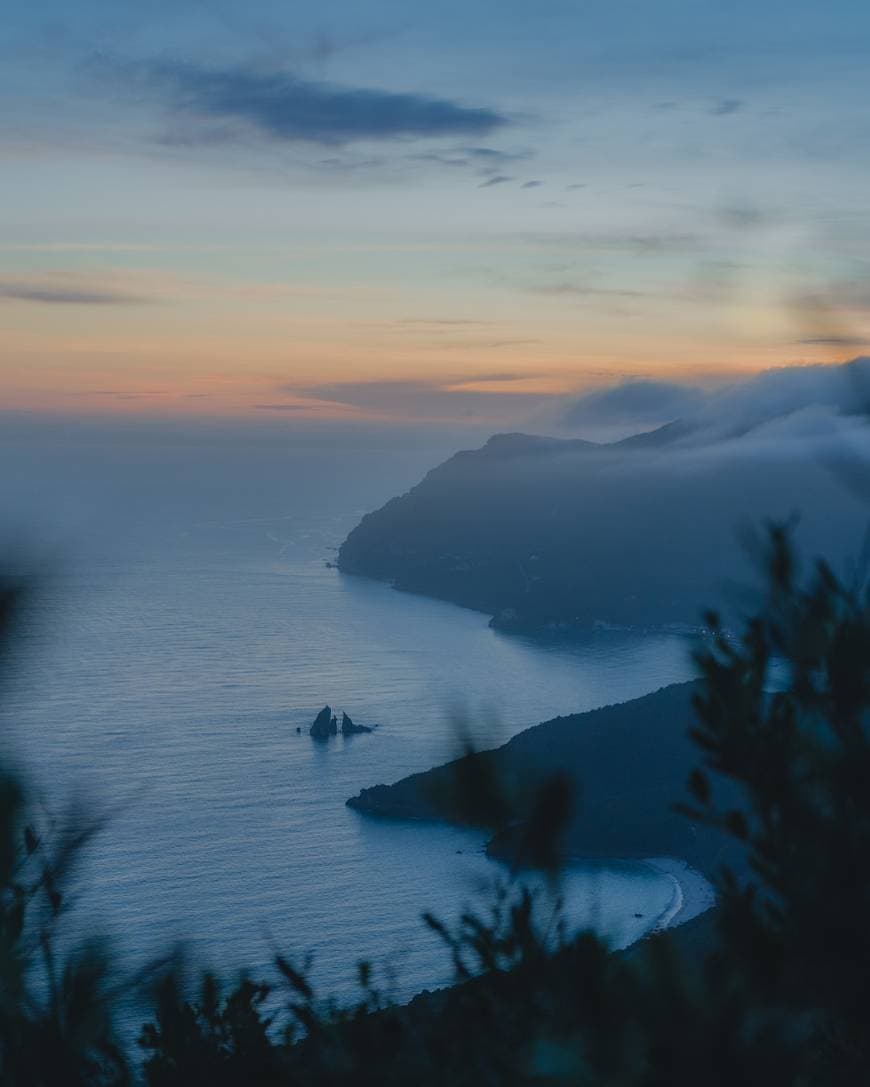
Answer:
[4,0,870,428]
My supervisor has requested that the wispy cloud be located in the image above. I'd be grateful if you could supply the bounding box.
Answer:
[447,372,531,384]
[799,336,869,346]
[0,279,151,305]
[409,145,533,178]
[526,282,645,299]
[395,318,489,327]
[274,375,558,422]
[710,98,743,116]
[109,59,509,146]
[479,175,512,188]
[561,379,708,432]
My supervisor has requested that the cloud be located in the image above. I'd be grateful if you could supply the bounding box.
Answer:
[478,340,541,349]
[524,230,699,254]
[463,147,517,162]
[710,98,743,116]
[799,336,869,347]
[447,372,530,384]
[276,376,556,423]
[396,318,489,326]
[687,358,870,441]
[410,145,533,179]
[562,380,709,431]
[526,282,644,299]
[559,360,870,446]
[123,60,509,146]
[295,380,438,409]
[522,180,542,189]
[0,279,150,305]
[479,175,512,188]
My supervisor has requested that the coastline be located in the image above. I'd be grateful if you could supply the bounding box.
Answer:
[642,857,716,932]
[336,564,709,639]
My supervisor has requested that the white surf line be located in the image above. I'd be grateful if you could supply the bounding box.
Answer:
[642,857,716,932]
[651,870,684,932]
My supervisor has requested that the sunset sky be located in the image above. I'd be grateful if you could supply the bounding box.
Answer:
[4,0,870,427]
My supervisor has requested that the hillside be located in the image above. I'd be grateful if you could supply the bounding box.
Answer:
[348,682,737,871]
[338,361,870,632]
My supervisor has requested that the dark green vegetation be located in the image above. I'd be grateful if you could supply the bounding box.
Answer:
[2,524,870,1083]
[338,362,870,632]
[348,681,735,869]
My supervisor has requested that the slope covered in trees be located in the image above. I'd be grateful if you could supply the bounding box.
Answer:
[348,681,735,870]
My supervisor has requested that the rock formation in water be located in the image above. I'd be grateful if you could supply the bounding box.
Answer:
[310,705,338,739]
[341,712,373,735]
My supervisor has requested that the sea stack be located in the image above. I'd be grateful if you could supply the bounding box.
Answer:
[341,712,373,735]
[310,705,338,739]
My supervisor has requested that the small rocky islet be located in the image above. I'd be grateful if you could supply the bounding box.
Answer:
[309,705,373,739]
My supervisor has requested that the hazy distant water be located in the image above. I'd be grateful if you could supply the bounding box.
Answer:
[0,425,696,1003]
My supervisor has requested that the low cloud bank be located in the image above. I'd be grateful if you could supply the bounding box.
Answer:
[561,380,708,432]
[560,359,870,451]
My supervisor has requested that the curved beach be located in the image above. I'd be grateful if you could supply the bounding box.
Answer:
[643,857,717,931]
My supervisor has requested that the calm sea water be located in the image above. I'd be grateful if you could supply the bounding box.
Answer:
[0,425,695,1004]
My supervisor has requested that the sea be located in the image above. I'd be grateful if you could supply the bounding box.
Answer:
[0,420,697,1007]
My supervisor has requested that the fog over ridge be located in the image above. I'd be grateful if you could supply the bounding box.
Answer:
[557,357,870,453]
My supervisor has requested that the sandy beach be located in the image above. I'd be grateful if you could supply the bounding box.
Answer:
[643,857,717,931]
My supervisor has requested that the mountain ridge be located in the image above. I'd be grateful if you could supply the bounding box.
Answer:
[338,361,870,632]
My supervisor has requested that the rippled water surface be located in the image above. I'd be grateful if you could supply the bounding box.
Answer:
[0,429,695,1001]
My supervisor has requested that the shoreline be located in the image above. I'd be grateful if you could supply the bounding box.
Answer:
[642,857,716,932]
[336,565,712,640]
